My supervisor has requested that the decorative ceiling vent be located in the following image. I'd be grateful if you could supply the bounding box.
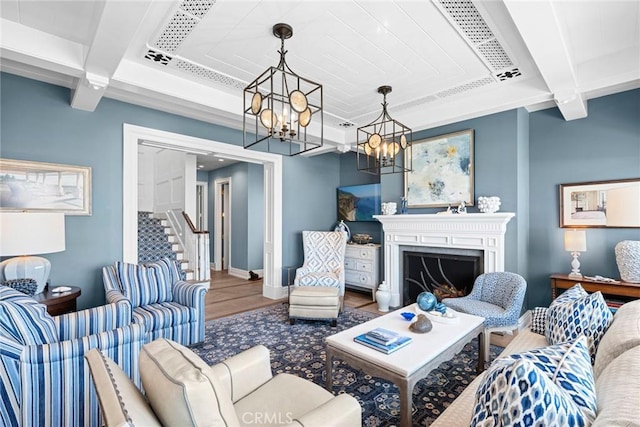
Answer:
[153,11,198,53]
[496,68,522,81]
[145,49,173,66]
[436,77,494,98]
[395,95,438,111]
[173,60,245,89]
[338,121,355,127]
[179,0,216,18]
[438,0,514,71]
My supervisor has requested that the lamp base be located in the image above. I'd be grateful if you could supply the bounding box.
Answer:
[1,256,51,294]
[568,251,583,280]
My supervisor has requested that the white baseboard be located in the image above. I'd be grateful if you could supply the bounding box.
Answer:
[227,267,264,280]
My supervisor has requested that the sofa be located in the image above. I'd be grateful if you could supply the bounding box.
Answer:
[432,297,640,426]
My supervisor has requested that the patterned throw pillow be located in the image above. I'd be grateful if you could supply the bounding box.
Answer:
[116,258,176,308]
[471,337,596,426]
[2,278,38,296]
[530,307,547,335]
[546,288,613,362]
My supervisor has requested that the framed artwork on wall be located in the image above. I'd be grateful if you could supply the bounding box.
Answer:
[404,129,474,208]
[0,158,92,215]
[559,178,640,228]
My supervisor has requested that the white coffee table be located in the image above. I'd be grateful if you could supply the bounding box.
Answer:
[325,304,485,427]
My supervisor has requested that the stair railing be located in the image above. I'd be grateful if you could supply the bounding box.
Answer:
[182,211,211,281]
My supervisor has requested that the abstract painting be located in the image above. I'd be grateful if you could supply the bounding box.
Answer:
[404,129,474,208]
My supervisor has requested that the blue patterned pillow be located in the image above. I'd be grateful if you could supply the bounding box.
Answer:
[471,337,596,426]
[116,258,176,308]
[0,299,59,345]
[546,290,613,362]
[2,278,38,296]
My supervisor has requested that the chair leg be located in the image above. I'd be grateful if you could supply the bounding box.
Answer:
[290,318,296,325]
[331,319,337,327]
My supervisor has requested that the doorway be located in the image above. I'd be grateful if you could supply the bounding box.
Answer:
[214,178,231,271]
[123,124,285,300]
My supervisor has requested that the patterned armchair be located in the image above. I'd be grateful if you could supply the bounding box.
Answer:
[294,231,348,296]
[442,272,527,363]
[0,285,147,427]
[102,257,208,347]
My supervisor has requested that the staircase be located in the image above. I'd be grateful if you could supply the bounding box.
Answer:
[137,211,192,280]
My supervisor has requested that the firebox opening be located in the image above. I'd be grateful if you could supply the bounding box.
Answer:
[402,248,483,306]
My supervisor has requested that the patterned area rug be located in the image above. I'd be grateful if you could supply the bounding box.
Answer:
[191,304,501,427]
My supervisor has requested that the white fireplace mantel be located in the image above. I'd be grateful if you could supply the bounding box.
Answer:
[375,213,515,307]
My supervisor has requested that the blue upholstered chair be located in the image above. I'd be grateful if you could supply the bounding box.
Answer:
[294,231,348,296]
[0,285,147,427]
[102,257,208,347]
[442,272,527,363]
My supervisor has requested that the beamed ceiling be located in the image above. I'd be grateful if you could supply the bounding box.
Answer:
[1,0,639,154]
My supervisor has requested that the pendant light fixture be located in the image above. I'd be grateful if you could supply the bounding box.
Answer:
[243,23,323,156]
[357,86,412,175]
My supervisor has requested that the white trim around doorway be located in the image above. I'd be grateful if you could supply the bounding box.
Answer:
[213,177,231,272]
[122,123,285,299]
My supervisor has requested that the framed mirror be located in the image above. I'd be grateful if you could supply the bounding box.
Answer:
[559,178,640,228]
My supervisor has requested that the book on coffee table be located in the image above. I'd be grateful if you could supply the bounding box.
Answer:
[354,330,412,354]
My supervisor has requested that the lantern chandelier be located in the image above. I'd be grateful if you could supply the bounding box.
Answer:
[243,23,323,156]
[357,86,412,175]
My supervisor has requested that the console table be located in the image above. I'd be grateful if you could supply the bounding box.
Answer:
[34,286,82,316]
[550,274,640,300]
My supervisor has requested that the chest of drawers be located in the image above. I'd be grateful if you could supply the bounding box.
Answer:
[344,244,381,292]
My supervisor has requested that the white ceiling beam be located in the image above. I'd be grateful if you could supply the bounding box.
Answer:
[70,0,153,111]
[503,0,587,120]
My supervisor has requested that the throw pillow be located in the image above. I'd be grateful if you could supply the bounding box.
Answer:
[546,290,613,362]
[139,338,240,427]
[471,336,597,427]
[530,306,547,335]
[2,278,38,296]
[115,259,174,308]
[0,299,59,345]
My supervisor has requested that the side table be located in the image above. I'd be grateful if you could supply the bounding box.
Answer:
[33,286,82,316]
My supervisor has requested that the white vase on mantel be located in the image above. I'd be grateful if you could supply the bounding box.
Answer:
[375,281,391,312]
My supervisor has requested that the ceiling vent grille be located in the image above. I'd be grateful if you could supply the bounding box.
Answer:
[145,49,173,65]
[173,60,246,89]
[179,0,216,18]
[436,77,494,98]
[438,0,513,70]
[395,95,439,111]
[153,11,198,53]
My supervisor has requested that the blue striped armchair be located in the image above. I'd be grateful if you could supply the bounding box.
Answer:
[102,257,208,347]
[0,285,148,427]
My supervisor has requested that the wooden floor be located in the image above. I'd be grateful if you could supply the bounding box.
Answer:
[205,270,383,321]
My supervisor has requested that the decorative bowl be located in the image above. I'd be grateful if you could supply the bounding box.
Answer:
[400,312,416,321]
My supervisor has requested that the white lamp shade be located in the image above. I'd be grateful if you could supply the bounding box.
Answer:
[0,212,66,256]
[564,229,587,252]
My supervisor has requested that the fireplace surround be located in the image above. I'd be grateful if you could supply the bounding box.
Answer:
[375,213,515,307]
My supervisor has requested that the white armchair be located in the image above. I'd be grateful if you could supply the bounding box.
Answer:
[85,339,362,427]
[293,231,348,295]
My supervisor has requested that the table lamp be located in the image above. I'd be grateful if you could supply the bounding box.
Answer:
[564,229,586,279]
[0,212,66,294]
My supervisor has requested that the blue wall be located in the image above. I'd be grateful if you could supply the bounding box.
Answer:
[2,71,638,310]
[528,90,640,307]
[206,162,264,271]
[0,72,339,308]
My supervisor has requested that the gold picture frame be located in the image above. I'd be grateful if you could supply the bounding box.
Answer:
[0,158,92,215]
[559,178,640,228]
